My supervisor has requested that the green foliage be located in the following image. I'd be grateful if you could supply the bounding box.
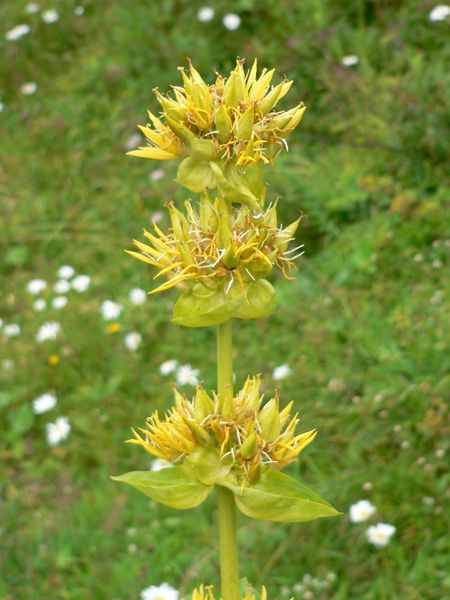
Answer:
[1,0,449,598]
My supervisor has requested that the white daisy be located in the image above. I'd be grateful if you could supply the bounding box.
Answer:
[366,523,396,547]
[150,458,173,472]
[71,274,91,292]
[57,265,75,280]
[273,364,291,381]
[198,7,214,22]
[223,13,241,30]
[341,54,359,67]
[129,287,147,305]
[74,6,85,16]
[3,323,21,337]
[42,9,59,23]
[25,3,40,14]
[46,416,70,446]
[52,296,68,309]
[27,278,47,295]
[140,583,179,600]
[349,500,376,523]
[54,279,71,294]
[36,321,60,342]
[149,168,165,181]
[100,300,122,320]
[176,364,199,386]
[20,82,37,95]
[33,298,47,312]
[159,359,177,376]
[33,392,57,414]
[5,24,31,41]
[429,5,450,21]
[124,332,142,351]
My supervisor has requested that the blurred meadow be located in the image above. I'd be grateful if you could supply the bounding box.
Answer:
[1,1,450,599]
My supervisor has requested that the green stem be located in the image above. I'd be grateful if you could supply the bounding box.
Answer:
[216,320,240,600]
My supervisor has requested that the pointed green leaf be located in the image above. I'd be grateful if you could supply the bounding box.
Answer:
[112,466,212,510]
[222,470,340,522]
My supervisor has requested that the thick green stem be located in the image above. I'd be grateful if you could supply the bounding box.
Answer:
[216,320,240,600]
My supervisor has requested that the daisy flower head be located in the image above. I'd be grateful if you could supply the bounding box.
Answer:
[54,279,71,294]
[46,416,70,446]
[3,323,21,338]
[273,364,291,381]
[20,82,37,95]
[71,274,91,292]
[5,24,31,41]
[57,265,75,280]
[25,3,40,14]
[159,359,178,376]
[52,296,68,309]
[100,300,122,320]
[42,8,59,23]
[33,299,47,311]
[341,55,359,67]
[429,5,450,21]
[74,5,84,16]
[36,321,60,342]
[198,7,214,22]
[27,279,47,295]
[129,287,147,305]
[349,500,376,523]
[366,522,396,547]
[223,13,241,31]
[176,364,199,386]
[33,392,57,415]
[124,332,142,351]
[140,583,179,600]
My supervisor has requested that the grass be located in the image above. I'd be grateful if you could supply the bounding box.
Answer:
[1,1,449,599]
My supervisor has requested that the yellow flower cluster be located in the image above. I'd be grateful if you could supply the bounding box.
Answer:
[129,59,305,169]
[127,376,316,485]
[127,198,301,296]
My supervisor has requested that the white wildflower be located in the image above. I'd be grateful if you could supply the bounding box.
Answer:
[272,364,291,381]
[150,210,164,223]
[5,24,31,41]
[129,287,147,306]
[124,132,142,151]
[124,332,142,351]
[27,278,47,295]
[3,324,21,337]
[52,296,68,309]
[71,274,90,292]
[33,392,57,414]
[2,359,14,371]
[341,54,359,67]
[100,300,122,320]
[20,82,37,95]
[349,500,376,523]
[223,13,241,30]
[159,359,178,376]
[46,416,70,446]
[33,298,47,311]
[57,265,75,280]
[429,5,450,21]
[176,364,199,386]
[0,101,4,112]
[25,3,40,14]
[74,6,85,16]
[198,7,214,22]
[140,583,179,600]
[149,168,165,181]
[36,321,60,342]
[42,9,59,23]
[150,458,173,472]
[54,279,71,294]
[366,523,396,547]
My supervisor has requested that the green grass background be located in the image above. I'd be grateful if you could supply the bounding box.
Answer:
[1,0,449,598]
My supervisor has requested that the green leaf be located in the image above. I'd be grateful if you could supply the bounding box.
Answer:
[182,446,232,486]
[233,280,276,320]
[222,470,340,522]
[112,466,212,510]
[172,283,243,328]
[176,157,217,193]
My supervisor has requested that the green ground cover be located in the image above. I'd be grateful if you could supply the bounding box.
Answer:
[1,1,449,598]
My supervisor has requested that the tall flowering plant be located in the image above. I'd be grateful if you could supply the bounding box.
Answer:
[113,60,339,600]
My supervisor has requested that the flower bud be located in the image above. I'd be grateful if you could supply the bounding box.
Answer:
[258,397,281,442]
[215,102,233,143]
[194,387,215,421]
[239,431,258,459]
